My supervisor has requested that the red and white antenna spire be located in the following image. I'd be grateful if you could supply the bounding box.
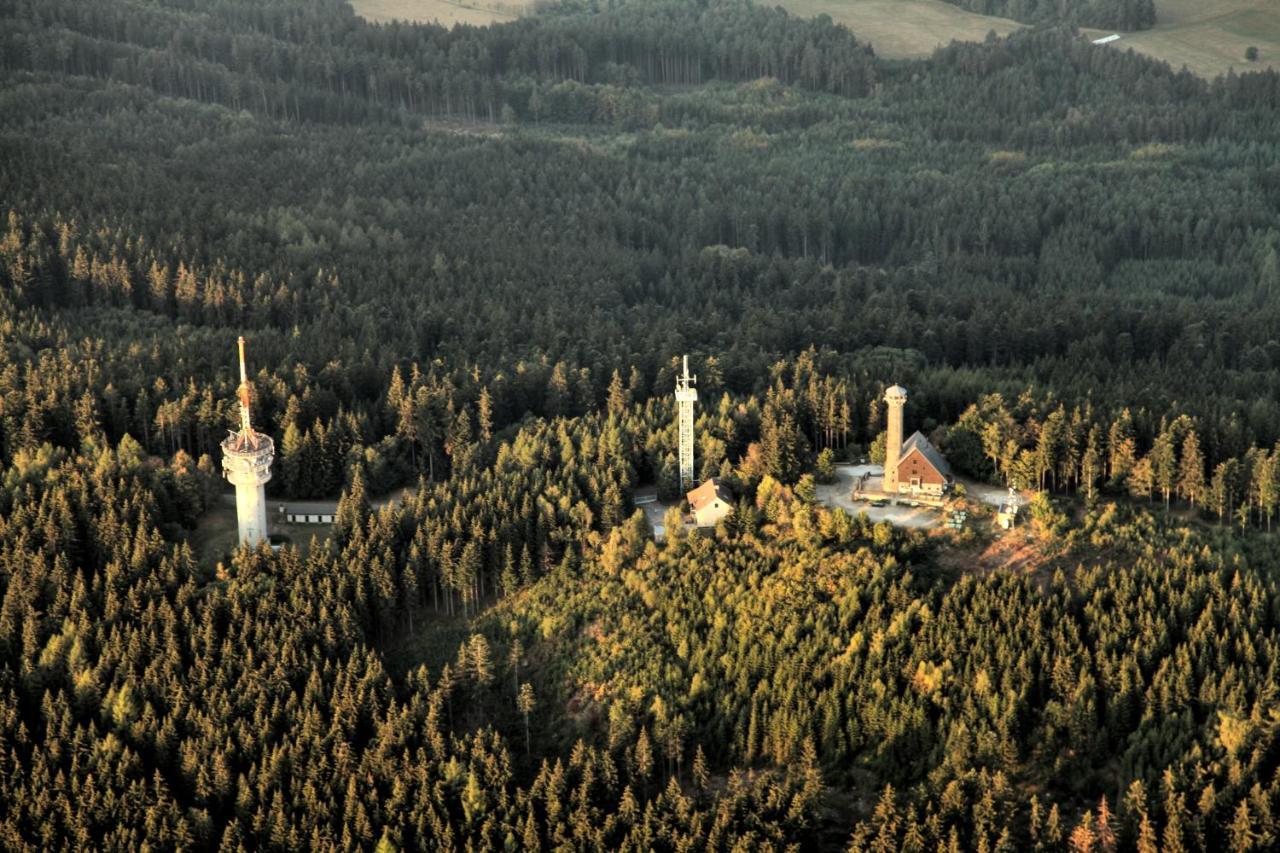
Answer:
[238,336,253,434]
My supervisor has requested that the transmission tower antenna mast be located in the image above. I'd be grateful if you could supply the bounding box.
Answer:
[675,355,698,492]
[222,336,274,547]
[237,335,253,434]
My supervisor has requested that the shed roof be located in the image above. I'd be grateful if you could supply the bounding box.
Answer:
[282,501,339,514]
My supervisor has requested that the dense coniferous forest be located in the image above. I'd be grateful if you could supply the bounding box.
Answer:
[939,0,1156,31]
[1,0,1280,849]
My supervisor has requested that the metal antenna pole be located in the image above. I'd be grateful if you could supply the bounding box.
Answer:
[238,336,253,434]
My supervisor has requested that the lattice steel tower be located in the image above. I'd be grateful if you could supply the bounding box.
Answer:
[675,355,697,491]
[221,337,274,547]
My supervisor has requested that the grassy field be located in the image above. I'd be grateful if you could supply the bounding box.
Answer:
[1084,0,1280,78]
[350,0,532,26]
[776,0,1022,58]
[777,0,1280,73]
[351,0,1021,50]
[350,0,1278,78]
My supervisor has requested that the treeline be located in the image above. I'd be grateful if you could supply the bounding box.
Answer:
[0,0,875,125]
[942,392,1280,529]
[6,197,1280,529]
[940,0,1155,31]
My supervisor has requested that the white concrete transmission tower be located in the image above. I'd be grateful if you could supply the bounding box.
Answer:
[221,337,274,547]
[675,355,697,491]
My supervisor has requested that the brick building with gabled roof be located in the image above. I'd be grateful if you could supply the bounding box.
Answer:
[894,431,953,496]
[883,384,953,497]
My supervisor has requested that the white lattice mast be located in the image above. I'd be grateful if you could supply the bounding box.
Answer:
[221,336,274,547]
[675,355,697,491]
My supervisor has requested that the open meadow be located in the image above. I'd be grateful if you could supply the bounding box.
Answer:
[775,0,1022,58]
[350,0,530,26]
[350,0,1024,53]
[1085,0,1280,78]
[779,0,1280,74]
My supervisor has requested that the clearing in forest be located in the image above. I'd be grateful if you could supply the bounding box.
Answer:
[349,0,531,27]
[776,0,1022,58]
[1083,0,1280,79]
[935,529,1057,585]
[188,503,326,570]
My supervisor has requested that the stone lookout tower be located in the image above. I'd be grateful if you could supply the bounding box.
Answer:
[882,384,908,493]
[222,336,273,547]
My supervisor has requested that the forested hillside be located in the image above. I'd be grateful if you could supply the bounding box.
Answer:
[1,0,1280,848]
[938,0,1156,31]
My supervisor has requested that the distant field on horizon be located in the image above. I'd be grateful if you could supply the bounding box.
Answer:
[782,0,1280,74]
[348,0,1024,52]
[349,0,1280,80]
[775,0,1022,58]
[1084,0,1280,78]
[350,0,528,27]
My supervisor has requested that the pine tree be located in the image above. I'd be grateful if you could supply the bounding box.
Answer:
[1136,814,1159,853]
[1163,779,1188,853]
[517,682,536,755]
[1045,803,1064,849]
[1150,432,1177,509]
[522,811,541,852]
[869,784,898,853]
[607,369,631,417]
[334,465,371,541]
[760,405,807,484]
[1229,801,1256,852]
[1107,410,1137,486]
[1095,796,1116,852]
[1210,459,1241,525]
[1081,425,1104,500]
[467,634,493,689]
[1178,430,1205,509]
[1069,810,1095,852]
[633,728,653,790]
[477,386,494,442]
[692,745,709,794]
[280,421,305,498]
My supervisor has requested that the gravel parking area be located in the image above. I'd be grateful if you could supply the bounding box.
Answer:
[814,464,1013,529]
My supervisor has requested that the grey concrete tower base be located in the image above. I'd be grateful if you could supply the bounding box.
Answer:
[222,437,273,546]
